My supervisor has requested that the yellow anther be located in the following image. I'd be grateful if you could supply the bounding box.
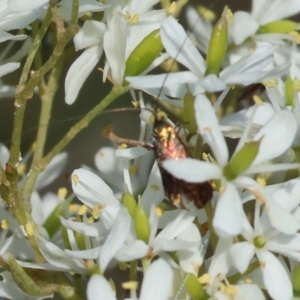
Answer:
[78,205,88,216]
[122,281,138,290]
[118,143,128,149]
[129,14,139,25]
[58,187,68,200]
[129,164,138,175]
[168,2,177,16]
[25,222,34,236]
[69,204,81,213]
[256,176,266,187]
[198,273,211,284]
[244,278,252,284]
[155,206,164,217]
[72,174,79,185]
[289,31,300,44]
[262,79,278,88]
[225,284,238,295]
[197,5,216,22]
[1,220,9,230]
[92,206,100,219]
[253,95,264,105]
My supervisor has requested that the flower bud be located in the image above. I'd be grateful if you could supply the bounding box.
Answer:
[134,201,150,243]
[257,20,298,34]
[125,29,163,78]
[223,140,260,181]
[205,8,230,76]
[123,190,137,218]
[285,75,294,106]
[184,273,208,300]
[292,264,300,292]
[183,88,197,135]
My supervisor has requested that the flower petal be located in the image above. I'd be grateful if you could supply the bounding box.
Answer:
[194,94,229,166]
[213,182,243,238]
[163,158,222,183]
[257,250,292,300]
[139,259,173,300]
[65,43,103,104]
[229,242,255,273]
[87,275,116,300]
[252,110,297,166]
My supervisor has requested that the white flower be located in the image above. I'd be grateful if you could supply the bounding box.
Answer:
[229,200,300,300]
[230,0,300,45]
[65,0,166,104]
[162,94,299,237]
[87,258,173,300]
[127,16,289,96]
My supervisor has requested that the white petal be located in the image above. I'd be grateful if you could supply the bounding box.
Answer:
[0,6,47,31]
[87,275,116,300]
[99,208,131,271]
[116,240,149,261]
[220,46,273,84]
[139,259,173,300]
[37,236,86,273]
[213,182,243,237]
[197,74,227,92]
[229,242,255,273]
[252,110,297,165]
[257,250,292,300]
[0,62,20,78]
[230,12,259,45]
[65,247,101,260]
[140,162,165,212]
[59,216,108,237]
[115,146,149,159]
[160,16,206,77]
[0,31,27,43]
[0,143,9,169]
[74,20,105,51]
[177,223,203,275]
[127,71,199,89]
[71,168,120,207]
[235,284,265,300]
[35,152,68,190]
[65,43,103,104]
[194,94,229,166]
[162,158,222,183]
[8,0,48,11]
[103,11,127,85]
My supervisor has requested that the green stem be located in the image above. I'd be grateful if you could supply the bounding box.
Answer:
[8,185,44,262]
[228,260,260,283]
[26,56,64,206]
[204,202,218,252]
[9,1,79,167]
[22,86,128,200]
[129,260,138,281]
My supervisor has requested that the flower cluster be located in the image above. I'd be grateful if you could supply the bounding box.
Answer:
[1,0,300,300]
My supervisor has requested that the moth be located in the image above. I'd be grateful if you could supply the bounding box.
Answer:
[103,109,213,209]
